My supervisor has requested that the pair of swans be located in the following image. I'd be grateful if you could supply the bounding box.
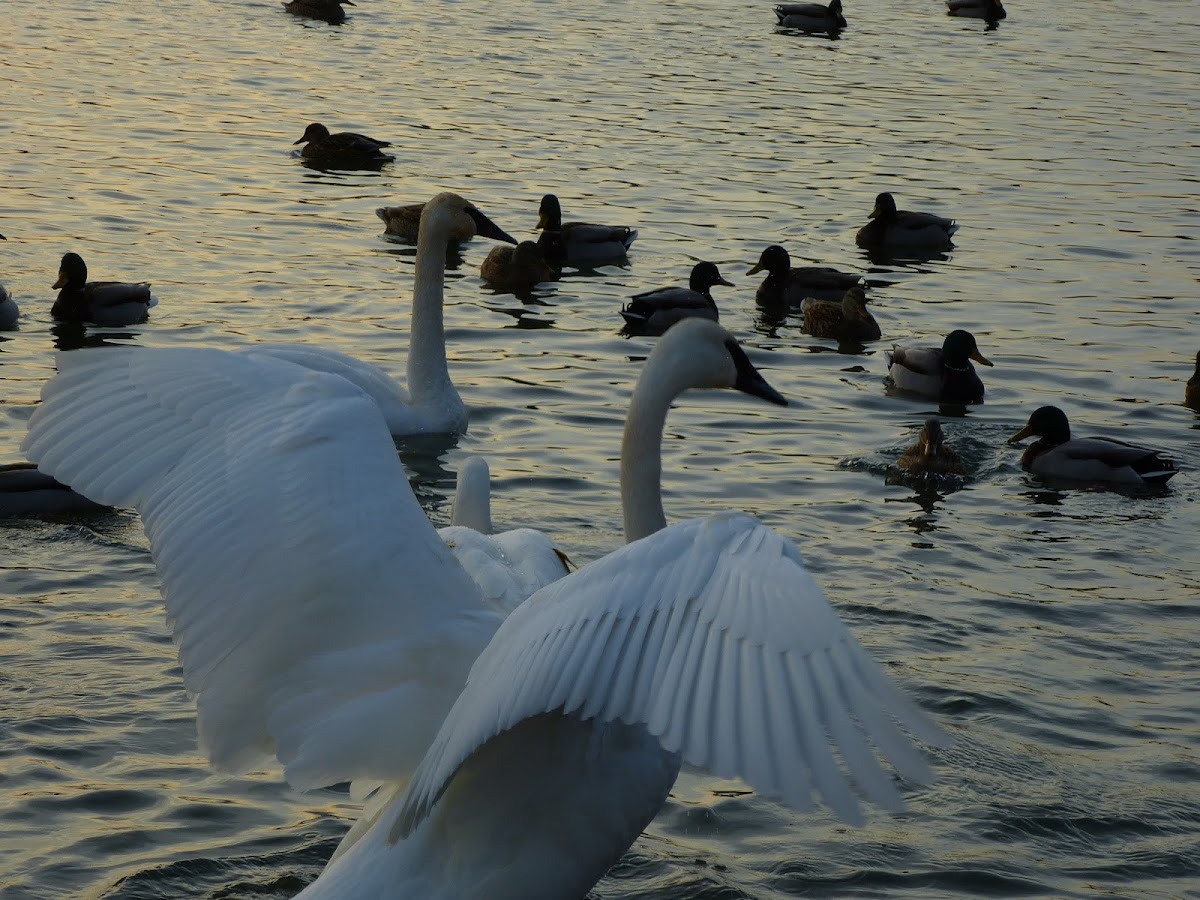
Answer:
[25,314,944,896]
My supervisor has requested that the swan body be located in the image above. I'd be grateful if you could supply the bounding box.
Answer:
[0,462,109,517]
[1009,405,1177,485]
[895,418,967,476]
[856,192,958,256]
[748,244,863,306]
[887,329,992,403]
[536,194,637,264]
[480,241,557,288]
[23,319,943,898]
[947,0,1005,18]
[801,285,881,342]
[51,252,156,326]
[376,203,475,244]
[293,122,392,166]
[439,456,570,616]
[249,192,516,437]
[620,261,732,335]
[774,0,847,31]
[1185,351,1200,411]
[284,0,354,23]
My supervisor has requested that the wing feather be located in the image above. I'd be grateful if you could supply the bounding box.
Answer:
[392,512,947,838]
[23,347,497,790]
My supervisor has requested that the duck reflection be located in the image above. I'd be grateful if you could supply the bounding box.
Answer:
[51,322,143,352]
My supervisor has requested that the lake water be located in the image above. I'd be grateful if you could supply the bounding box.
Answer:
[1,0,1198,897]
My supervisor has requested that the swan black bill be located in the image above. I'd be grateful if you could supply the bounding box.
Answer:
[466,206,518,245]
[726,339,787,407]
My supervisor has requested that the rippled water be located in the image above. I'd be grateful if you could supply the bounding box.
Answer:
[2,0,1198,897]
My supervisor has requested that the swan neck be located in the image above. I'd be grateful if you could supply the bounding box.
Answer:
[621,367,677,542]
[407,232,455,404]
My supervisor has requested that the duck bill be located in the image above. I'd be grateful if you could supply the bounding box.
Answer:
[746,262,765,276]
[971,350,994,367]
[535,211,550,230]
[52,270,68,289]
[1008,423,1034,444]
[292,136,307,145]
[466,207,517,245]
[717,277,735,287]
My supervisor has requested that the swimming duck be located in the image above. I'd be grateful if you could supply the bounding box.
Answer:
[24,319,942,899]
[747,245,863,307]
[887,329,992,403]
[774,0,847,31]
[0,231,15,329]
[376,203,475,244]
[946,0,1005,19]
[1009,406,1177,485]
[1185,352,1200,411]
[895,418,967,477]
[535,194,638,265]
[51,252,156,326]
[620,261,732,335]
[283,0,354,23]
[0,462,110,517]
[293,123,392,166]
[856,192,958,256]
[801,285,881,342]
[480,241,557,288]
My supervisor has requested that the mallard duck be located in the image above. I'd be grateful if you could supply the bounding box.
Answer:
[774,0,847,31]
[1009,406,1177,485]
[887,329,992,403]
[293,122,392,165]
[480,241,557,288]
[1185,351,1200,411]
[0,231,15,330]
[376,203,475,244]
[856,192,958,255]
[747,244,863,306]
[946,0,1005,19]
[535,194,637,264]
[283,0,354,23]
[621,261,733,335]
[0,462,109,517]
[51,252,156,326]
[895,418,967,476]
[801,285,880,342]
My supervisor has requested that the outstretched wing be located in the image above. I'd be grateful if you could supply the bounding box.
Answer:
[394,512,947,838]
[23,347,498,791]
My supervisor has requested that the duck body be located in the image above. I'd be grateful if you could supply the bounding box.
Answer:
[23,318,943,899]
[284,0,354,23]
[620,261,731,336]
[0,283,17,329]
[51,252,155,326]
[895,418,967,477]
[0,462,109,517]
[801,285,880,342]
[946,0,1005,18]
[376,203,475,244]
[293,122,392,166]
[887,329,992,403]
[247,192,516,438]
[535,194,637,265]
[1185,351,1200,410]
[480,241,557,288]
[856,192,958,256]
[774,0,847,31]
[748,245,862,306]
[1009,406,1176,485]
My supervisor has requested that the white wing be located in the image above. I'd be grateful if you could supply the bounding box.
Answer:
[395,512,947,839]
[438,525,570,616]
[22,347,499,791]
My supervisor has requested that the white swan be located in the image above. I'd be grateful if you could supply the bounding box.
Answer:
[250,192,516,437]
[22,319,945,898]
[438,455,571,615]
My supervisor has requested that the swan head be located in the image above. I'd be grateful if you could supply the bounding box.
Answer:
[423,193,517,246]
[650,319,787,406]
[869,192,898,220]
[1009,406,1071,445]
[53,252,88,290]
[293,122,331,145]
